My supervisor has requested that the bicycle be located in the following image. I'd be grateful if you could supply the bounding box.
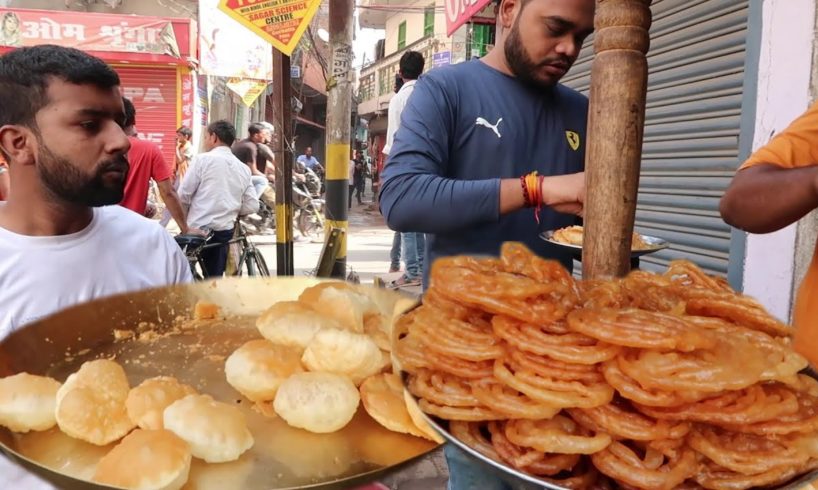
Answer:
[174,231,212,280]
[174,219,270,280]
[226,219,270,277]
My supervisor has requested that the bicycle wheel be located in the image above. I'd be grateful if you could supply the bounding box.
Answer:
[250,248,270,277]
[244,251,256,276]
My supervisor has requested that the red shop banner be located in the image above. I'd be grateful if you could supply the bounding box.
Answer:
[0,8,195,61]
[444,0,493,36]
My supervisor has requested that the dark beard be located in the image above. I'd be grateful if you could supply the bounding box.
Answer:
[37,141,129,207]
[504,21,568,91]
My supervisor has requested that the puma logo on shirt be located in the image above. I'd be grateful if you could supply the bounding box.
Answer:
[475,117,503,138]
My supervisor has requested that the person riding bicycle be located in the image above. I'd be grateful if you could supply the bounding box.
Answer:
[177,120,259,277]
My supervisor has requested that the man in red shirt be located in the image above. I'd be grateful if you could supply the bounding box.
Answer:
[119,98,188,233]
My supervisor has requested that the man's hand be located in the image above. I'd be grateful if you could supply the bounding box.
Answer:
[541,172,585,216]
[186,227,207,237]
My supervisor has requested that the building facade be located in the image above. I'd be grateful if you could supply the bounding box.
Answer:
[356,0,494,174]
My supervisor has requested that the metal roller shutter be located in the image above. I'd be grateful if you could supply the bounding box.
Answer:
[115,66,179,168]
[561,0,749,276]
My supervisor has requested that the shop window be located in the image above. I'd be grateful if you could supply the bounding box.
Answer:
[424,6,434,37]
[398,21,406,50]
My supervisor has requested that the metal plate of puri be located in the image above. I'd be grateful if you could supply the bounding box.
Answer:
[0,278,438,490]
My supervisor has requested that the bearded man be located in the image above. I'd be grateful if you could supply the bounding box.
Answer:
[0,45,191,338]
[378,0,595,487]
[380,0,594,288]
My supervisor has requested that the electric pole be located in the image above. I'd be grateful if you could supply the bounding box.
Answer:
[324,0,354,278]
[272,49,294,276]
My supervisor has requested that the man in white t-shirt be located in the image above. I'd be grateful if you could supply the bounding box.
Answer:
[382,50,426,287]
[0,45,192,339]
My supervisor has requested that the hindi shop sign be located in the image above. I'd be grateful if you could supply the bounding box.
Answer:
[444,0,493,36]
[218,0,322,56]
[0,8,189,58]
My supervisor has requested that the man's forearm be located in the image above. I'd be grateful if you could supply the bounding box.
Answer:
[159,187,189,233]
[380,173,500,233]
[720,164,818,234]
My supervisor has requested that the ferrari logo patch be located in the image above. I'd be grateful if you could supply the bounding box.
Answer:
[566,131,581,151]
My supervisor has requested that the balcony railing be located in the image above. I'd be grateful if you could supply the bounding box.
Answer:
[357,36,442,115]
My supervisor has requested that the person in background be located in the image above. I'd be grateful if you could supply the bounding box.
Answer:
[0,45,191,338]
[384,78,404,274]
[232,123,270,199]
[175,126,194,181]
[353,149,366,205]
[378,0,593,485]
[0,154,8,201]
[297,146,324,176]
[348,152,356,209]
[119,98,188,233]
[383,51,427,288]
[178,120,258,277]
[258,122,277,185]
[160,126,194,228]
[721,101,818,367]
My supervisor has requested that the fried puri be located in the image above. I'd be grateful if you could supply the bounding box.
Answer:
[163,394,253,463]
[0,373,61,433]
[93,429,191,490]
[256,300,342,349]
[55,359,135,446]
[301,328,383,385]
[273,372,359,433]
[225,339,304,402]
[126,376,197,430]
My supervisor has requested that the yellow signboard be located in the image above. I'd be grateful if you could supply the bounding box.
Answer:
[218,0,321,56]
[226,78,269,107]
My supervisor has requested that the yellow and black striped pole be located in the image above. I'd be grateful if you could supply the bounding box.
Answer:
[273,50,294,275]
[325,0,354,278]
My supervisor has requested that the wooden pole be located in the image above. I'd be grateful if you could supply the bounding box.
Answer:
[272,50,295,276]
[325,0,354,278]
[582,0,652,280]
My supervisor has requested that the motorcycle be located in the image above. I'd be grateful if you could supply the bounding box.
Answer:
[302,167,323,197]
[293,179,325,238]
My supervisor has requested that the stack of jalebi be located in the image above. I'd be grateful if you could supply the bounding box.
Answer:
[394,242,818,490]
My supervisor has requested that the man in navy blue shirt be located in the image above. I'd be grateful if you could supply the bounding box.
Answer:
[381,0,593,291]
[379,0,595,487]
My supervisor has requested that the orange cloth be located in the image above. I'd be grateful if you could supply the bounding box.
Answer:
[741,101,818,366]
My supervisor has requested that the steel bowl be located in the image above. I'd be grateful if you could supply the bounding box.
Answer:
[0,277,438,490]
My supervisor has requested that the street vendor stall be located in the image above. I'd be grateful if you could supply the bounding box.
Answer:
[0,0,816,489]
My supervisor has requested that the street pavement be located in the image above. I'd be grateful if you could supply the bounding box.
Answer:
[250,189,422,298]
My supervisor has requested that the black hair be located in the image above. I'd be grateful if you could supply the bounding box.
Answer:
[176,126,192,138]
[122,97,136,127]
[248,122,265,136]
[207,120,236,146]
[399,51,425,81]
[0,44,120,128]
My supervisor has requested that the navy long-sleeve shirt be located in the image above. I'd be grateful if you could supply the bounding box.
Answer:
[379,59,588,283]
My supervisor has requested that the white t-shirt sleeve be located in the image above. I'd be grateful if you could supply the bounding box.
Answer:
[383,96,400,156]
[177,155,202,207]
[162,231,194,283]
